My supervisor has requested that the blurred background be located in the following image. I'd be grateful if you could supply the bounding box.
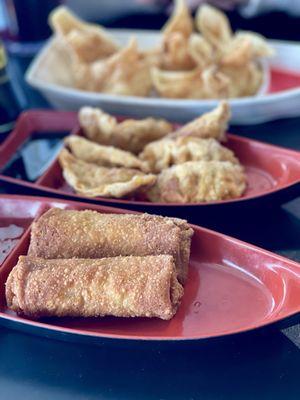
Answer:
[0,0,300,134]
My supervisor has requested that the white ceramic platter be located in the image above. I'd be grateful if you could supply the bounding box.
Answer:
[26,29,300,124]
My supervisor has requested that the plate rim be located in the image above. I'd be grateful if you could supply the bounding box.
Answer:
[0,109,300,208]
[25,34,300,108]
[0,193,299,342]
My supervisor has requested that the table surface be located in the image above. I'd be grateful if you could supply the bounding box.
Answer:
[1,28,300,400]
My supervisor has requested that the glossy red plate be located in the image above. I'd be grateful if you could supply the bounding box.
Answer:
[0,194,299,343]
[0,111,300,212]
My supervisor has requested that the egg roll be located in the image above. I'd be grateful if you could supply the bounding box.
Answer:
[6,255,183,320]
[28,208,193,284]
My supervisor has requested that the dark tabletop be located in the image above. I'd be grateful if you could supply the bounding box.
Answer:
[1,10,300,399]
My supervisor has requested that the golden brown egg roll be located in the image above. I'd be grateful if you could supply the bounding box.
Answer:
[6,255,183,320]
[28,208,193,284]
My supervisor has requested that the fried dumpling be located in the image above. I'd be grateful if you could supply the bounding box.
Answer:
[170,102,230,142]
[163,0,193,38]
[220,62,263,97]
[160,0,195,70]
[49,6,118,63]
[234,31,275,59]
[65,136,149,171]
[140,136,239,173]
[146,160,246,203]
[188,34,214,69]
[79,106,173,154]
[195,5,232,52]
[59,149,156,198]
[151,67,205,99]
[73,37,152,96]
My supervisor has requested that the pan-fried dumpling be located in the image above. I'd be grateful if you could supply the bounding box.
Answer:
[170,102,230,141]
[73,38,152,96]
[79,107,173,154]
[49,6,118,63]
[195,5,232,52]
[151,67,205,99]
[65,136,149,171]
[140,136,239,173]
[146,160,246,203]
[58,149,156,198]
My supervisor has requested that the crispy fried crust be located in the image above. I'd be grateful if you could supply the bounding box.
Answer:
[65,136,149,171]
[58,149,156,198]
[49,6,118,63]
[79,106,173,154]
[146,160,246,203]
[28,208,193,284]
[140,136,238,173]
[6,255,183,320]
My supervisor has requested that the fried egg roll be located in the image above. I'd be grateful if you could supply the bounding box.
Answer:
[28,208,193,284]
[6,255,183,320]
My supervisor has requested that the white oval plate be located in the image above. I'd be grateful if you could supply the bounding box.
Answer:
[26,29,300,124]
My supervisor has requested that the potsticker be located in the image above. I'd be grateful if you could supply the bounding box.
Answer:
[58,149,156,198]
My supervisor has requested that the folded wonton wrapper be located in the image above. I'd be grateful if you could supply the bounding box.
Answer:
[73,37,152,96]
[146,160,246,203]
[49,6,118,63]
[140,137,238,173]
[160,0,195,70]
[79,106,173,154]
[169,101,230,142]
[59,149,156,198]
[195,5,232,53]
[151,67,206,99]
[65,136,149,171]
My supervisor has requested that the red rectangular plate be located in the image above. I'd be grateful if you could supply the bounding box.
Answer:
[0,111,300,211]
[0,194,299,343]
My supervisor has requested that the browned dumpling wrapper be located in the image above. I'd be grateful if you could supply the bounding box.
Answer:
[151,67,206,99]
[170,101,230,142]
[65,136,149,172]
[146,160,246,203]
[58,149,156,198]
[49,6,118,63]
[28,208,193,283]
[79,106,173,154]
[140,137,239,173]
[73,37,152,97]
[6,255,183,320]
[160,0,195,71]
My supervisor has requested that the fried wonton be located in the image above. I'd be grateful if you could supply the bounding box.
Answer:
[59,149,156,198]
[146,160,246,203]
[188,34,214,69]
[151,67,206,99]
[140,136,238,173]
[220,62,263,97]
[49,6,118,63]
[79,106,173,154]
[159,0,195,70]
[195,5,232,53]
[170,102,230,142]
[65,136,149,171]
[73,37,152,96]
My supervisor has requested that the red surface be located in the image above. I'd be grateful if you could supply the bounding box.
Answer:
[0,111,300,207]
[0,195,299,341]
[269,68,300,93]
[0,110,299,207]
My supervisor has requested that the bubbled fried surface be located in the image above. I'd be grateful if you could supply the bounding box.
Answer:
[58,148,156,198]
[146,160,246,203]
[6,255,183,320]
[28,208,193,284]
